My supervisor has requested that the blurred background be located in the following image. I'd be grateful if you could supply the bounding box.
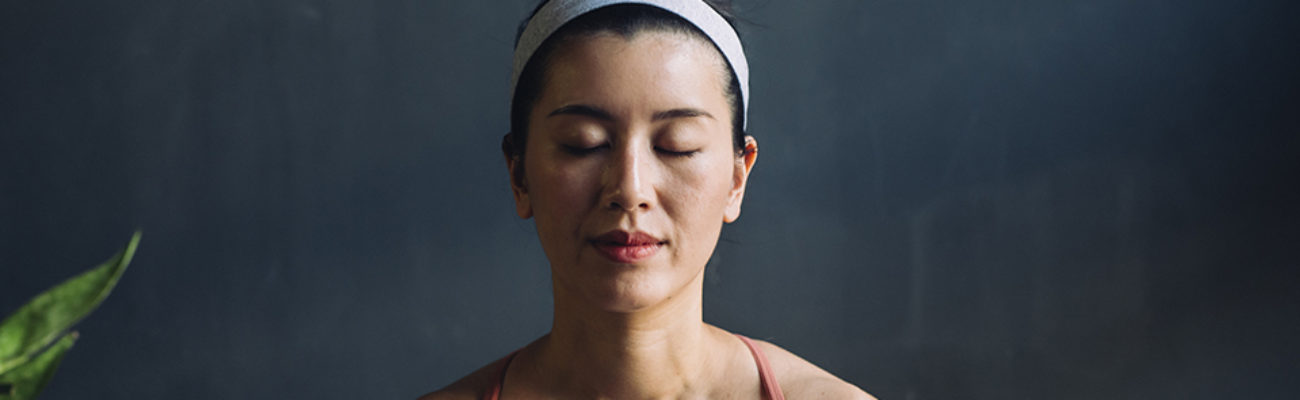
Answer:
[2,0,1296,398]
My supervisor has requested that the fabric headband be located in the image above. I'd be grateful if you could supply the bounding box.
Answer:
[511,0,750,130]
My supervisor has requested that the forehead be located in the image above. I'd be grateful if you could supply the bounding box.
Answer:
[537,31,730,108]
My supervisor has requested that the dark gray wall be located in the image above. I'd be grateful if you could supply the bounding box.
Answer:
[2,0,1296,398]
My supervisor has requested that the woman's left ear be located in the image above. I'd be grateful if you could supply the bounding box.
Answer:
[724,135,758,223]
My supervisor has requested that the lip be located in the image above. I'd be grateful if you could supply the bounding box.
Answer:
[591,230,664,263]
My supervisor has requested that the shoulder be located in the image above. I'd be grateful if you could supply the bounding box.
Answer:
[749,338,877,400]
[416,355,510,400]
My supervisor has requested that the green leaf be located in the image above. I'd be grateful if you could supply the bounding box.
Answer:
[0,332,76,400]
[0,232,139,374]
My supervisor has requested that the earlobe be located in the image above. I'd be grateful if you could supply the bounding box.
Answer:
[508,157,533,219]
[514,194,532,219]
[503,132,533,219]
[724,136,758,223]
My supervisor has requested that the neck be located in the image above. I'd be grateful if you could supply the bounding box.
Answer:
[534,271,722,399]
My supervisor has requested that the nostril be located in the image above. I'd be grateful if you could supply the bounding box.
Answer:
[607,200,651,211]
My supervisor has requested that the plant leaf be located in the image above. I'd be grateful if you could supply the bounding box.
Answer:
[0,232,139,374]
[0,332,76,400]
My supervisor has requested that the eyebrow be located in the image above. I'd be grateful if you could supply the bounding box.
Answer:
[652,108,714,121]
[548,104,613,121]
[547,104,714,122]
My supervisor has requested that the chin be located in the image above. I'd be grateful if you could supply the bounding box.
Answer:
[598,293,668,313]
[581,269,682,313]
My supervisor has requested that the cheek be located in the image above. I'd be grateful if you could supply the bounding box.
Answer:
[528,157,601,224]
[662,154,735,221]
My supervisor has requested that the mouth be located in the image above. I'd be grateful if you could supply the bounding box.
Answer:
[590,230,665,263]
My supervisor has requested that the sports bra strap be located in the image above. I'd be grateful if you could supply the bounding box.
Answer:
[482,350,518,400]
[736,334,787,400]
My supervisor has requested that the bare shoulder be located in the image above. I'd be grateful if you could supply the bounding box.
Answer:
[416,356,508,400]
[750,338,877,400]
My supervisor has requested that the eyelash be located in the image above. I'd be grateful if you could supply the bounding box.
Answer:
[563,144,606,155]
[562,145,697,158]
[657,148,698,157]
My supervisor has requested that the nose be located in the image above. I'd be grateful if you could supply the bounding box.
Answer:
[601,142,655,212]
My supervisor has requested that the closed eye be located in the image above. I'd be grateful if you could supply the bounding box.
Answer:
[562,144,607,156]
[656,147,698,157]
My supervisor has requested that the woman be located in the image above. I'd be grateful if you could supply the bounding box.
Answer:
[424,1,873,398]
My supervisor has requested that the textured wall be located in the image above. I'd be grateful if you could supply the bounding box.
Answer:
[1,0,1296,398]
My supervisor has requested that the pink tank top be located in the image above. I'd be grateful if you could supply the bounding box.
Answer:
[482,334,785,400]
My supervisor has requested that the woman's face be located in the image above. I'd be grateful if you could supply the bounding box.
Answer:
[509,31,757,312]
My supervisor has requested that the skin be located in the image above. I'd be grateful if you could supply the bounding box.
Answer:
[423,31,874,399]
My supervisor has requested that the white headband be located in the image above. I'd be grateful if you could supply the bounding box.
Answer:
[511,0,750,129]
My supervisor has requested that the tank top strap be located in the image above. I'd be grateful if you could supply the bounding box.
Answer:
[736,334,787,400]
[482,350,519,400]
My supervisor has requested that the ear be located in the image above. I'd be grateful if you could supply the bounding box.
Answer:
[503,133,533,219]
[723,135,757,223]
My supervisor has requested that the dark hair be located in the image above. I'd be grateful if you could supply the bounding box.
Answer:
[505,1,745,160]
